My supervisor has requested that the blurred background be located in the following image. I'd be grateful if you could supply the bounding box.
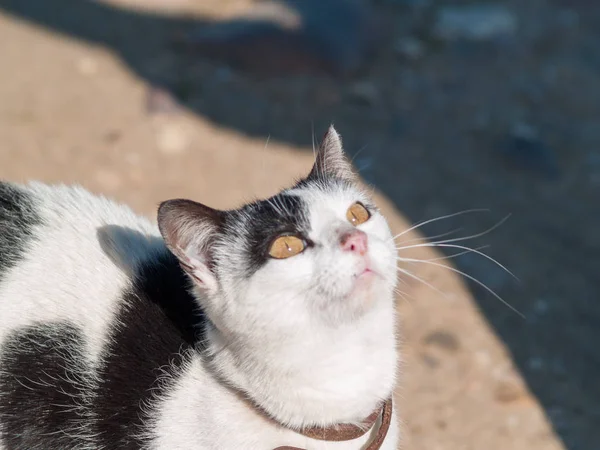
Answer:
[0,0,597,449]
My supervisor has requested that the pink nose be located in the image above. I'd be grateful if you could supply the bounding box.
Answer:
[340,229,368,255]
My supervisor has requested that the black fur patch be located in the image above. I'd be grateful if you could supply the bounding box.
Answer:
[0,182,42,281]
[0,249,207,449]
[226,192,311,277]
[92,250,206,449]
[0,323,93,449]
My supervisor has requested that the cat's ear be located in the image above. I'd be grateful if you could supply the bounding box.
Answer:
[157,199,222,293]
[307,125,356,181]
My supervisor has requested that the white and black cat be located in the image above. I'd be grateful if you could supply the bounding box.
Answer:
[0,127,399,449]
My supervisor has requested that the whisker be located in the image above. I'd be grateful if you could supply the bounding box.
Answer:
[396,242,518,281]
[390,209,489,242]
[397,257,524,318]
[422,214,512,246]
[394,287,415,307]
[350,143,369,165]
[395,228,463,246]
[261,134,270,177]
[311,122,316,158]
[311,121,320,178]
[408,245,490,263]
[396,265,449,299]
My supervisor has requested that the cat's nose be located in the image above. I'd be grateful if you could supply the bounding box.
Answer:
[340,229,368,255]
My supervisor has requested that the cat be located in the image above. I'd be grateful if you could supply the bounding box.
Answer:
[0,126,400,450]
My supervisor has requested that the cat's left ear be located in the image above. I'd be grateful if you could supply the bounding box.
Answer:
[157,199,222,293]
[307,125,356,182]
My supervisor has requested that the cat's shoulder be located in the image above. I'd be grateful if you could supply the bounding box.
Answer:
[0,181,171,358]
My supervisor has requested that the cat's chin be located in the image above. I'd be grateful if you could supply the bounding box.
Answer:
[316,281,390,328]
[205,297,398,431]
[346,269,387,302]
[352,267,380,290]
[341,255,392,303]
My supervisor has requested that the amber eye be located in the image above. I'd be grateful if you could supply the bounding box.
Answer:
[268,235,306,259]
[346,202,370,226]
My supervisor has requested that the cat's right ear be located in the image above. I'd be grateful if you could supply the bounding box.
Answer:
[157,199,222,293]
[307,125,356,182]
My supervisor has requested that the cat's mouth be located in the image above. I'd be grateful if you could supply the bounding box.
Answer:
[344,264,382,302]
[357,267,374,278]
[353,264,380,282]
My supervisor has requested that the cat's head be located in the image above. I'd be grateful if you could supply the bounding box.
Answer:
[157,126,397,334]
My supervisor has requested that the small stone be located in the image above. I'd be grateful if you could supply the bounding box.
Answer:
[494,380,525,403]
[394,36,425,60]
[433,4,518,42]
[423,330,460,352]
[77,57,98,76]
[347,81,380,105]
[155,122,189,155]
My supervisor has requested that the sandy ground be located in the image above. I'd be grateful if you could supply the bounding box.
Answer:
[1,0,596,449]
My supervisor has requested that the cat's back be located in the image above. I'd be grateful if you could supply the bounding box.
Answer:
[0,182,207,449]
[0,181,164,362]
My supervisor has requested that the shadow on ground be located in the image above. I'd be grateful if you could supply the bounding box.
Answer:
[2,0,600,448]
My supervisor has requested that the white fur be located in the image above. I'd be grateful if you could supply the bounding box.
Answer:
[0,172,400,449]
[148,355,399,450]
[0,182,162,365]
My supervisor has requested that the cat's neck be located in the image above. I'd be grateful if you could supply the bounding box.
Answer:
[203,300,398,429]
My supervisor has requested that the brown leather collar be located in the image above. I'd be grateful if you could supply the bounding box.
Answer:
[273,397,393,450]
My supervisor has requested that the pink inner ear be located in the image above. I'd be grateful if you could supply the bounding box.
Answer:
[179,260,201,282]
[171,245,202,284]
[189,272,205,286]
[175,245,220,292]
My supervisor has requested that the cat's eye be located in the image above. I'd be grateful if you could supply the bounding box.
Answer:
[346,202,370,226]
[269,235,306,259]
